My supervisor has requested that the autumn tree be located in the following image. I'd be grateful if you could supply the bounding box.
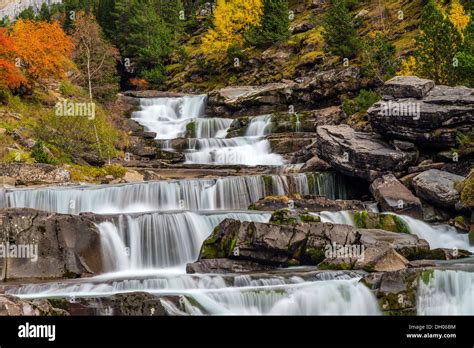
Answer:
[414,0,463,85]
[11,20,74,85]
[70,11,119,101]
[201,0,263,62]
[0,28,25,89]
[450,0,470,35]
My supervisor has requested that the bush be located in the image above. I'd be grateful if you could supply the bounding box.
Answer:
[226,43,246,66]
[342,89,380,116]
[31,140,55,164]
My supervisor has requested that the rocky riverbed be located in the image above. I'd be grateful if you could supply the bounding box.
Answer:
[0,76,473,316]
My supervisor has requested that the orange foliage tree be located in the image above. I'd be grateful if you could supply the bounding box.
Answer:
[0,28,25,89]
[10,19,74,84]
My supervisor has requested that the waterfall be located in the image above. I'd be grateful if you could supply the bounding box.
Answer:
[396,215,472,252]
[7,272,380,315]
[195,118,232,138]
[6,173,344,214]
[185,114,281,165]
[99,222,130,272]
[184,279,381,315]
[317,211,472,252]
[185,138,284,165]
[245,115,273,136]
[417,270,474,315]
[97,211,270,270]
[132,95,207,139]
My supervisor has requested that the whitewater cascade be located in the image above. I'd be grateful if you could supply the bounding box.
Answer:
[5,93,471,317]
[5,172,346,214]
[132,96,283,165]
[98,211,271,271]
[7,271,381,315]
[317,211,473,252]
[417,270,474,315]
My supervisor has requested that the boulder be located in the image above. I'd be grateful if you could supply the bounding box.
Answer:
[361,269,422,315]
[370,174,423,218]
[368,78,473,149]
[268,135,314,154]
[0,208,104,280]
[381,76,435,99]
[198,219,429,269]
[300,155,331,172]
[412,169,464,208]
[123,169,144,183]
[316,125,417,181]
[207,83,295,117]
[354,245,409,272]
[0,295,69,316]
[0,163,71,185]
[352,211,411,234]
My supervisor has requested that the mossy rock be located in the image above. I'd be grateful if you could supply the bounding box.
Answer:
[185,120,196,138]
[270,209,298,225]
[299,213,320,223]
[300,247,326,265]
[353,211,410,234]
[269,209,320,226]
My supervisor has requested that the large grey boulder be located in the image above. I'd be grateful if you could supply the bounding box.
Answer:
[381,76,435,99]
[0,208,104,281]
[316,125,417,181]
[198,219,429,269]
[368,77,474,149]
[412,169,465,208]
[370,174,423,218]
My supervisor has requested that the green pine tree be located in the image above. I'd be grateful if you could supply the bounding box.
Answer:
[245,0,290,47]
[96,0,116,39]
[114,0,172,87]
[414,0,463,85]
[37,3,52,21]
[17,7,36,20]
[322,0,360,59]
[455,15,474,87]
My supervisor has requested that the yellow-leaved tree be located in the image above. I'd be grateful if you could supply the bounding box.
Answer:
[200,0,263,62]
[450,0,470,36]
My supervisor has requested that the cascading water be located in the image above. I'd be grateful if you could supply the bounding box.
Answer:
[132,95,207,139]
[98,211,271,270]
[5,172,344,214]
[317,211,473,252]
[7,271,381,315]
[185,114,283,165]
[417,270,474,315]
[131,96,282,165]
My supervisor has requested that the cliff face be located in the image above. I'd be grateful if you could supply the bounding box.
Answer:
[0,0,61,19]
